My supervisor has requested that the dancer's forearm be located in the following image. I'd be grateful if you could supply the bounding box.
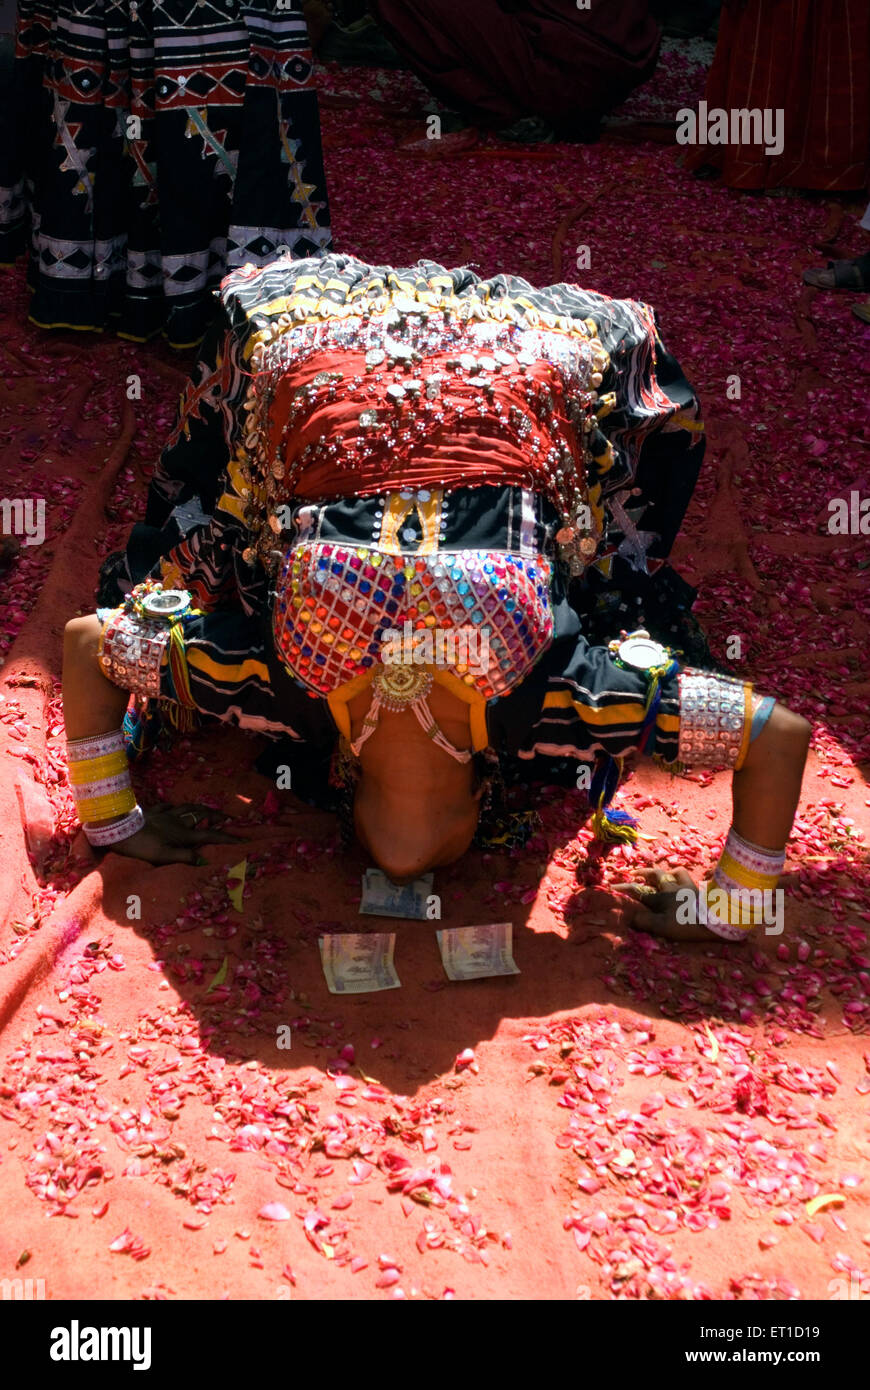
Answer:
[62,614,142,842]
[731,702,811,850]
[63,615,129,739]
[615,700,812,942]
[699,701,812,938]
[62,613,241,863]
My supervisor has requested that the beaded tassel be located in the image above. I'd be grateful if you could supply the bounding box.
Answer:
[588,754,639,845]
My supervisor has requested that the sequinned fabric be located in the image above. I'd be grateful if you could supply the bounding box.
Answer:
[98,608,170,698]
[253,312,605,545]
[677,668,748,769]
[107,254,705,620]
[95,254,716,797]
[274,541,553,697]
[236,262,617,578]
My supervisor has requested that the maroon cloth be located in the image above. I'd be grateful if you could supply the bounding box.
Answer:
[370,0,660,128]
[685,0,870,191]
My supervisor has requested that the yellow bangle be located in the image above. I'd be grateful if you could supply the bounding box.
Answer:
[68,750,129,785]
[717,849,781,893]
[76,788,137,822]
[706,884,760,928]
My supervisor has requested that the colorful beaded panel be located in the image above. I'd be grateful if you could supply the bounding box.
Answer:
[273,541,553,699]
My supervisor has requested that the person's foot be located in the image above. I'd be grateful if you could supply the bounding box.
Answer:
[315,16,406,67]
[851,297,870,323]
[802,254,870,290]
[495,115,556,144]
[428,109,472,135]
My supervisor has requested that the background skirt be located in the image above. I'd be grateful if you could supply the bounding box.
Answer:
[685,0,870,191]
[0,1,332,347]
[369,0,660,130]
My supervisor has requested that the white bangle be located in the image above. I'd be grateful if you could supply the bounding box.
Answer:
[67,729,125,762]
[84,805,145,847]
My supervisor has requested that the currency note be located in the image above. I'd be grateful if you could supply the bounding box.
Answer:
[359,869,435,921]
[318,932,401,994]
[436,922,520,982]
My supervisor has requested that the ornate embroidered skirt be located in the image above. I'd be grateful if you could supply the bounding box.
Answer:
[0,1,332,346]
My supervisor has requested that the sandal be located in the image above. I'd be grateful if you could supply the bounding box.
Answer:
[802,253,870,290]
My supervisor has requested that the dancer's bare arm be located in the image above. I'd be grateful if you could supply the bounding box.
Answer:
[616,701,811,941]
[63,615,241,864]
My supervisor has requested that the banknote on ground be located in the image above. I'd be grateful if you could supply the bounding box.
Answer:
[359,869,435,920]
[318,932,401,993]
[436,922,520,981]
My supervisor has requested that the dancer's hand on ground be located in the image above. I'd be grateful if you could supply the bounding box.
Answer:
[612,866,731,942]
[110,804,245,866]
